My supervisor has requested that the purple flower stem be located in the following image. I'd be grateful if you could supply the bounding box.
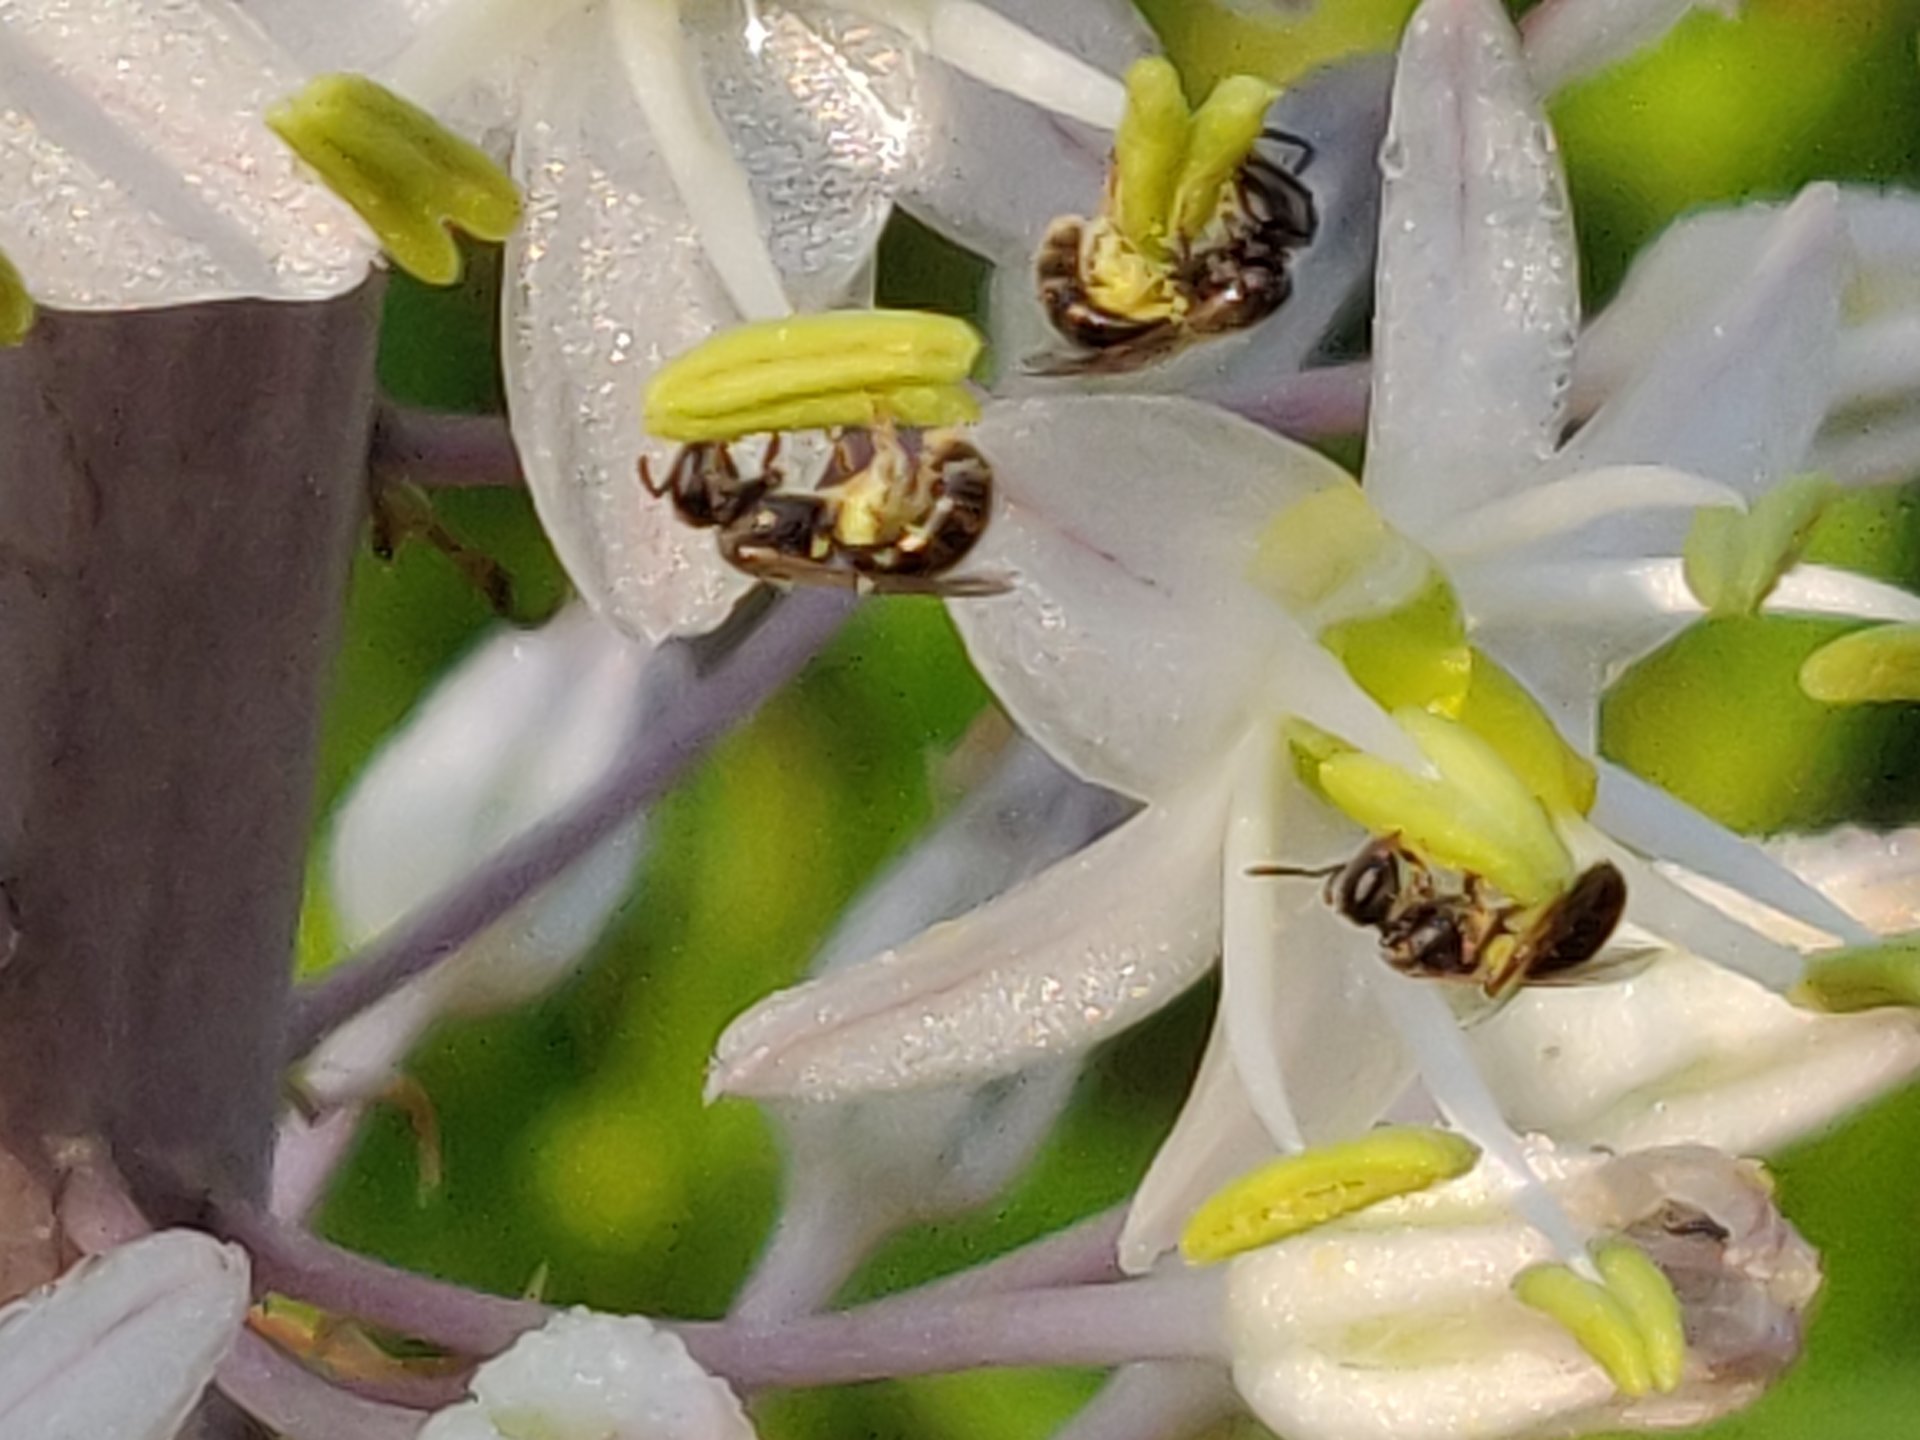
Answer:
[370,403,524,490]
[1221,360,1371,440]
[218,1333,428,1440]
[874,1205,1128,1311]
[676,1272,1227,1388]
[286,586,857,1056]
[211,1201,552,1357]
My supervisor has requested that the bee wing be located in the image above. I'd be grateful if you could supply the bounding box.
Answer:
[734,551,1015,599]
[1522,937,1667,988]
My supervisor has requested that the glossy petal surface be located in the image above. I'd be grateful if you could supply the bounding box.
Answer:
[1365,0,1578,534]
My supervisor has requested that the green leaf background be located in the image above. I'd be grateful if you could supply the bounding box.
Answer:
[304,3,1920,1434]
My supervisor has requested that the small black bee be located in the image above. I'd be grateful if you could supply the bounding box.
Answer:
[642,426,1008,597]
[1033,130,1318,376]
[1251,837,1630,1000]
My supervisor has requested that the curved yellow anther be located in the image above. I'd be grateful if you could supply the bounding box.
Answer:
[1113,58,1190,256]
[1316,709,1575,905]
[1514,1262,1654,1397]
[1171,74,1280,237]
[1684,473,1836,620]
[269,74,522,286]
[1800,622,1920,704]
[644,311,984,443]
[1594,1241,1686,1394]
[1180,1127,1479,1265]
[1796,935,1920,1012]
[0,247,33,347]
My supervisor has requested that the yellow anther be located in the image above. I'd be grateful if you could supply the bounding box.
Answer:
[1514,1262,1655,1397]
[1593,1241,1686,1394]
[1113,58,1190,256]
[1179,1127,1479,1265]
[1796,935,1920,1012]
[269,74,521,286]
[1799,622,1920,704]
[1456,652,1597,817]
[0,246,33,347]
[1250,482,1402,610]
[1684,473,1836,620]
[1170,74,1280,238]
[1316,708,1575,905]
[1321,575,1474,720]
[644,310,984,443]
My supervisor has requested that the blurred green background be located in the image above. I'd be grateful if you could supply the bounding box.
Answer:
[304,2,1920,1436]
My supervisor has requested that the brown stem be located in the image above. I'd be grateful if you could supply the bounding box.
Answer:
[0,287,383,1433]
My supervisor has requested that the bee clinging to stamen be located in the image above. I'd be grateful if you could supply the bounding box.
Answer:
[642,423,1009,597]
[1032,106,1318,376]
[1250,837,1631,1001]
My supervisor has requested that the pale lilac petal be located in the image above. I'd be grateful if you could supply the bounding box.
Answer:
[0,0,372,307]
[954,396,1365,799]
[1522,0,1740,94]
[0,1232,249,1440]
[1472,950,1920,1155]
[709,764,1233,1102]
[1365,0,1578,533]
[1808,403,1920,486]
[1556,185,1843,497]
[504,5,761,641]
[738,739,1126,1319]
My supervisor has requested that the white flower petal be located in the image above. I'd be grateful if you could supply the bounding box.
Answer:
[709,763,1232,1102]
[1120,1014,1278,1277]
[328,605,649,1006]
[1522,0,1739,94]
[504,4,761,641]
[1767,824,1920,935]
[843,0,1125,129]
[739,739,1123,1319]
[954,396,1357,799]
[1429,465,1742,567]
[0,1232,249,1440]
[691,1,922,311]
[1473,950,1920,1155]
[1054,1361,1242,1440]
[1556,184,1842,497]
[1592,759,1872,945]
[1808,402,1920,487]
[422,1309,756,1440]
[0,0,372,307]
[1222,745,1411,1155]
[1365,0,1578,533]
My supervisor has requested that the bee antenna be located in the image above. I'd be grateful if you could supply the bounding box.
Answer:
[639,455,665,497]
[1245,862,1342,879]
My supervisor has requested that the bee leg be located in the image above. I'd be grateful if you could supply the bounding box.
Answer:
[639,454,665,497]
[762,431,783,484]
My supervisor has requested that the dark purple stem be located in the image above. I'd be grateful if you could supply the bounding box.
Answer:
[212,1202,552,1357]
[369,403,524,490]
[286,587,856,1055]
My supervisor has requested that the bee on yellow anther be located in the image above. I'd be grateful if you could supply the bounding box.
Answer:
[639,312,1006,598]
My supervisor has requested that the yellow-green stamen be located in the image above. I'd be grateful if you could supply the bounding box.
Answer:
[1593,1241,1687,1394]
[268,74,521,287]
[644,311,984,442]
[1315,708,1575,905]
[1171,74,1280,238]
[1321,574,1474,720]
[1516,1241,1686,1397]
[1180,1127,1480,1265]
[0,247,33,347]
[1683,473,1837,620]
[1796,934,1920,1012]
[1113,58,1190,256]
[1514,1262,1654,1396]
[1455,652,1598,817]
[1799,622,1920,704]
